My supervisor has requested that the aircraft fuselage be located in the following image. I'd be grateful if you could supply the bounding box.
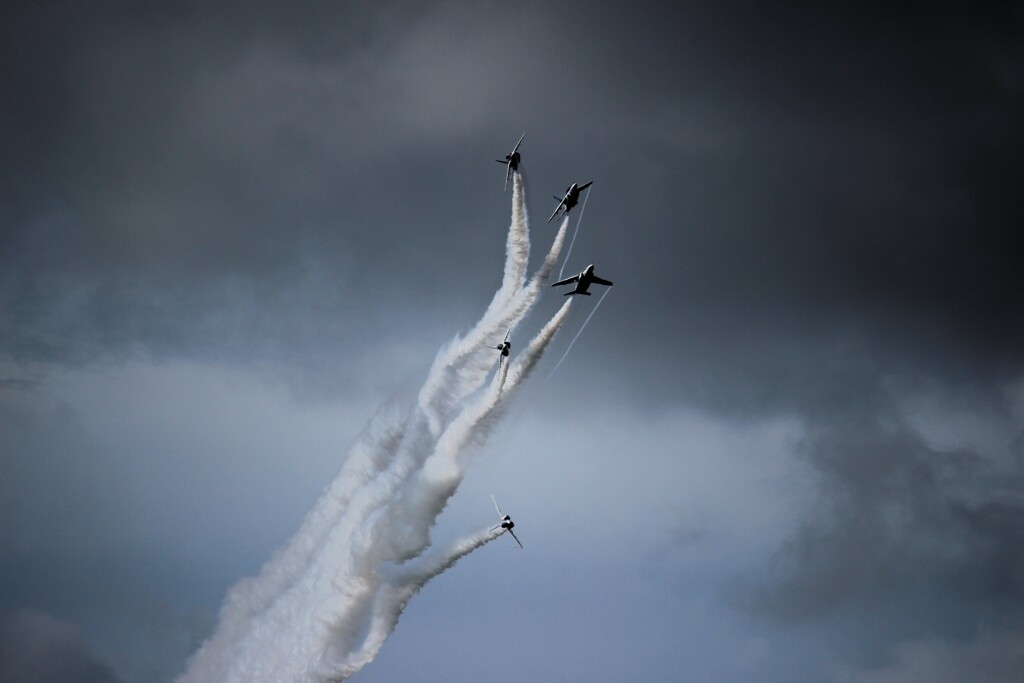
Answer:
[552,263,613,296]
[563,184,581,208]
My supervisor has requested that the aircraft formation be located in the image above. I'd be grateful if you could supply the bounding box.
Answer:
[485,133,614,549]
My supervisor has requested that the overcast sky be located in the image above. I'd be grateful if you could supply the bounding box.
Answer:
[2,2,1023,682]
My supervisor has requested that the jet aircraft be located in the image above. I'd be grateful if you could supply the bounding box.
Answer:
[547,181,593,223]
[551,264,613,296]
[492,325,512,365]
[490,495,523,549]
[496,132,525,191]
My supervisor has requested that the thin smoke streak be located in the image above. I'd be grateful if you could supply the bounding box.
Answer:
[558,185,592,280]
[544,287,612,380]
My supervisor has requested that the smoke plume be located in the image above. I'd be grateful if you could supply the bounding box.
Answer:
[179,172,570,682]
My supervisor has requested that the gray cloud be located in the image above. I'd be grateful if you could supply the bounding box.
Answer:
[0,609,122,683]
[836,626,1024,683]
[743,376,1024,636]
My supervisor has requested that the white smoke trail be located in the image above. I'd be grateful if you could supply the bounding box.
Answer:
[419,211,567,439]
[493,216,568,333]
[413,172,536,438]
[506,298,573,391]
[179,170,570,683]
[501,172,530,297]
[316,301,573,681]
[215,401,407,631]
[331,525,505,678]
[207,175,537,640]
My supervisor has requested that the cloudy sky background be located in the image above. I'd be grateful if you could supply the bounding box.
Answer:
[2,2,1023,681]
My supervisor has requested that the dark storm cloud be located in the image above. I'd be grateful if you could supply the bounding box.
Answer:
[0,1,575,385]
[1,1,477,382]
[595,2,1024,412]
[746,394,1024,623]
[3,1,1022,387]
[628,5,1024,639]
[2,2,1024,680]
[506,6,1024,665]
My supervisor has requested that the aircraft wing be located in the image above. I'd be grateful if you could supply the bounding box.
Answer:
[578,181,593,191]
[507,528,524,549]
[591,275,613,287]
[496,159,513,190]
[550,274,580,288]
[547,201,565,223]
[511,131,525,155]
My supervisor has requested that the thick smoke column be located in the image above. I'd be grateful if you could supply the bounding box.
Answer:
[328,525,505,678]
[179,172,570,683]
